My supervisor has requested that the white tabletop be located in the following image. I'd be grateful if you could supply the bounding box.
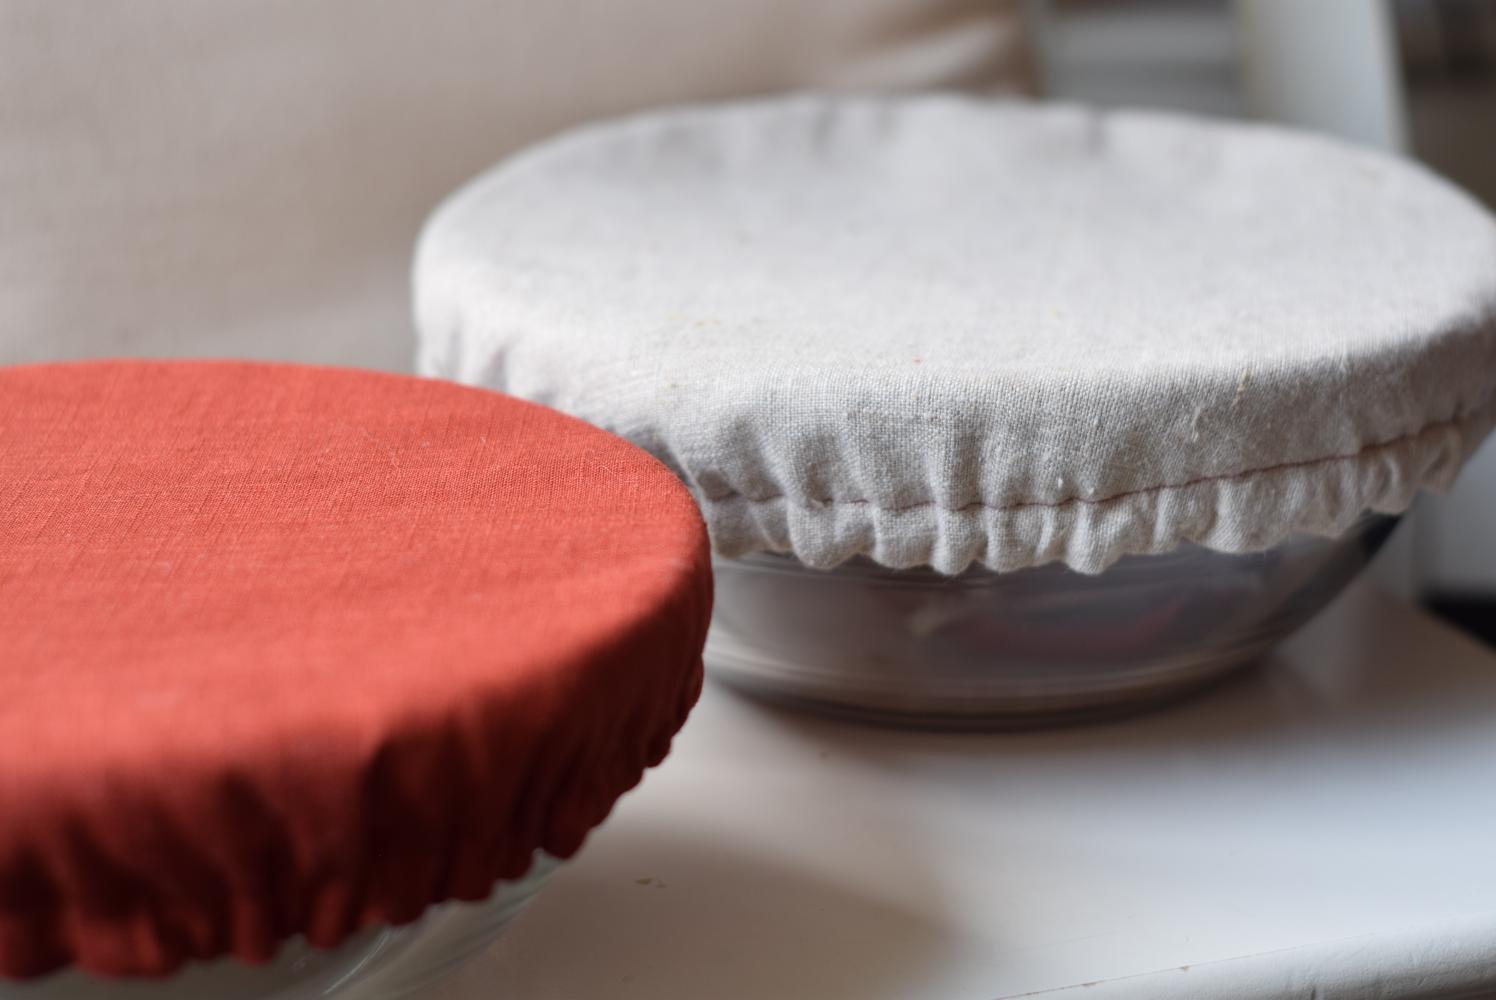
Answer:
[443,586,1496,1000]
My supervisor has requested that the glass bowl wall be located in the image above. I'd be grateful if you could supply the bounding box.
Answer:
[706,516,1399,728]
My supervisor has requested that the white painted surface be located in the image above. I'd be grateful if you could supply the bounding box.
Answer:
[434,587,1496,999]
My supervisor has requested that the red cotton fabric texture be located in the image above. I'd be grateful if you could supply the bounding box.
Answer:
[0,361,712,979]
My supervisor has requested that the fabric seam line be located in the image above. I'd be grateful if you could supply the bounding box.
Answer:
[698,398,1496,516]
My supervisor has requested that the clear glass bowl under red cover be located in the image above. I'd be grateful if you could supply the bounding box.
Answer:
[1,855,558,1000]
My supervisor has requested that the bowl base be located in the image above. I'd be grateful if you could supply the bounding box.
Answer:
[708,653,1263,732]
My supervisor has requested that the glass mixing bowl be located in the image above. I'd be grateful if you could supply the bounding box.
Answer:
[1,854,558,1000]
[707,515,1399,728]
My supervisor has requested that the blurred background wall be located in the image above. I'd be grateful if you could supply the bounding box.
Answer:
[0,0,1031,373]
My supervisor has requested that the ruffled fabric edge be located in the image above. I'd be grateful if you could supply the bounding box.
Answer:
[0,567,710,982]
[701,397,1496,575]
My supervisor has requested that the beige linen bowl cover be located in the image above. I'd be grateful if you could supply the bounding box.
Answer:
[415,94,1496,574]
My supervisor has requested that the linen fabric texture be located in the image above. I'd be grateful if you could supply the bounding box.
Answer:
[415,94,1496,574]
[0,361,712,979]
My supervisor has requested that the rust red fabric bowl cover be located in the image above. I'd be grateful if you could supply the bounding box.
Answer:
[0,361,712,979]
